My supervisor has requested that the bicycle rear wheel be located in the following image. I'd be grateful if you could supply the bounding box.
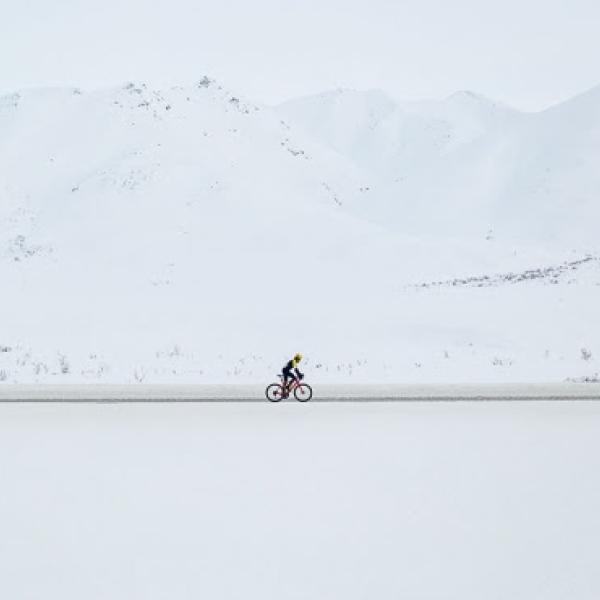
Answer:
[266,383,284,402]
[294,383,312,402]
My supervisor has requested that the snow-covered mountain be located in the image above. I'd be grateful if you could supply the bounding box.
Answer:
[278,85,600,245]
[1,79,599,383]
[278,88,518,179]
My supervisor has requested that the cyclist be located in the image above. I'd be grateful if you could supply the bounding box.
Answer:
[282,353,303,397]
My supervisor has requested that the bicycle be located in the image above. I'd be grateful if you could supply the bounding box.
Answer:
[265,375,313,402]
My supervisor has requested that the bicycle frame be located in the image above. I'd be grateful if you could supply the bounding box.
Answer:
[278,374,301,394]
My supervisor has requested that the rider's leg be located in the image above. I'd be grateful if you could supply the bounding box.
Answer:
[282,368,292,396]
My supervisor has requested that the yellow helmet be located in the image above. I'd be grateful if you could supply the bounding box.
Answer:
[294,353,303,361]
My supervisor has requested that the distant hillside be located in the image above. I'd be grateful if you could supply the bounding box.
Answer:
[278,86,600,246]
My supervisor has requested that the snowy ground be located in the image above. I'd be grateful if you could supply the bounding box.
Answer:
[1,401,599,600]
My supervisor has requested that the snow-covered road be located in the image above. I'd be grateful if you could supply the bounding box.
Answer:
[1,401,599,599]
[1,383,600,401]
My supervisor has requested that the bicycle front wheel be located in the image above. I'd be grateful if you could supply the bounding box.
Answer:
[266,383,284,402]
[294,383,313,402]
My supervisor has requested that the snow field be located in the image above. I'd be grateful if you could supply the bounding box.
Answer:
[1,401,599,600]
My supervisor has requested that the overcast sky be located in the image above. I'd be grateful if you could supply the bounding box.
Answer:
[1,0,599,110]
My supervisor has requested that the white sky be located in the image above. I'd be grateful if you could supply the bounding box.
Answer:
[1,0,599,110]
